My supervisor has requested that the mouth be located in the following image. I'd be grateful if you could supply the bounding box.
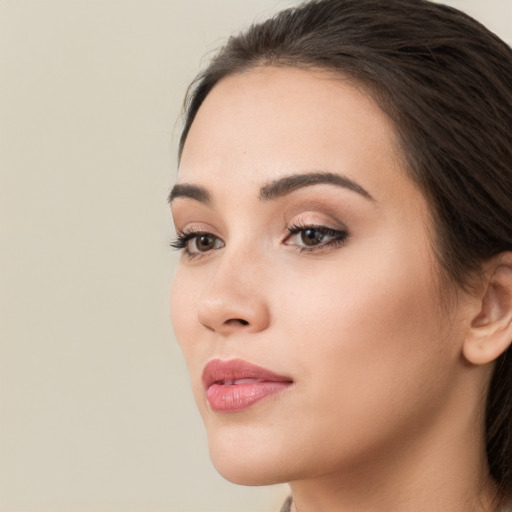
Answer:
[202,358,293,412]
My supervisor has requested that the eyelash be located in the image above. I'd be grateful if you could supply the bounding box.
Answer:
[170,230,220,259]
[285,222,349,252]
[170,223,349,258]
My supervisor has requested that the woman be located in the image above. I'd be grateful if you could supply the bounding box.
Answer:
[169,0,512,510]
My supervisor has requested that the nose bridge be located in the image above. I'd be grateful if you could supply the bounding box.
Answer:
[197,241,270,334]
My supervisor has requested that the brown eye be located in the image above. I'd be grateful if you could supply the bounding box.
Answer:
[195,234,216,251]
[187,233,224,255]
[301,228,327,246]
[170,230,225,257]
[285,224,348,251]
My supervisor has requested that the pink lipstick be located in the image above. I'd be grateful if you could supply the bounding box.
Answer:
[202,359,293,412]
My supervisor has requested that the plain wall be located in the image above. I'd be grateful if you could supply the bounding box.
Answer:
[1,1,510,511]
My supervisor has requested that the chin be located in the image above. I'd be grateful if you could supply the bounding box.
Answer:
[211,451,289,486]
[206,424,292,486]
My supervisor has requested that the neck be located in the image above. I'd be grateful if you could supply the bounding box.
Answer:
[290,440,497,512]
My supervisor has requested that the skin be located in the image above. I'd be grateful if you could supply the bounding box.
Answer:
[170,67,498,512]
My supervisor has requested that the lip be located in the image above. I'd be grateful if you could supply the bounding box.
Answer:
[202,358,293,412]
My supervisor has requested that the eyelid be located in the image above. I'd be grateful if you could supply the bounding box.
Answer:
[284,210,349,237]
[171,213,349,259]
[170,223,225,259]
[283,221,349,252]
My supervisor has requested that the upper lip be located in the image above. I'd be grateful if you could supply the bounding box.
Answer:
[202,358,293,389]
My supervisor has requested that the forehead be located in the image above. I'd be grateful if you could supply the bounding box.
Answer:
[178,66,418,207]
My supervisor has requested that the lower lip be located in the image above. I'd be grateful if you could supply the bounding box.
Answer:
[206,381,291,412]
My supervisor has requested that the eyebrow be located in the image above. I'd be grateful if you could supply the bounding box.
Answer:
[168,171,374,205]
[259,171,374,201]
[168,183,211,204]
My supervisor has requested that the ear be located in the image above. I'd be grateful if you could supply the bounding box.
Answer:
[463,253,512,365]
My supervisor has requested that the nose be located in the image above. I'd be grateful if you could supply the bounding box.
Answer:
[196,249,271,336]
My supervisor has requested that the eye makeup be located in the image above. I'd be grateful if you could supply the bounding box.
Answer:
[284,222,349,253]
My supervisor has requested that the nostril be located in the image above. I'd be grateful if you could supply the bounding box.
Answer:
[225,318,249,326]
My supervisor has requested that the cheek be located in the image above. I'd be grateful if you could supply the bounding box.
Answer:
[170,269,211,412]
[275,240,455,437]
[170,269,200,361]
[280,238,442,348]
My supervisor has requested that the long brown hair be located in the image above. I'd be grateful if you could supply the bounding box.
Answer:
[178,0,512,495]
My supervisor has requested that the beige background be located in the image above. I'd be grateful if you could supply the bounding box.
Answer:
[1,1,510,511]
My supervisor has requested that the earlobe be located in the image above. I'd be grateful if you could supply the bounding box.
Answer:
[463,254,512,365]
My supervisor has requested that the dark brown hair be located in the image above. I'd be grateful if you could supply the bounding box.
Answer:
[178,0,512,495]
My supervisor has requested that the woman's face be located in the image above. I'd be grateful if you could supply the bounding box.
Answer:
[170,67,469,485]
